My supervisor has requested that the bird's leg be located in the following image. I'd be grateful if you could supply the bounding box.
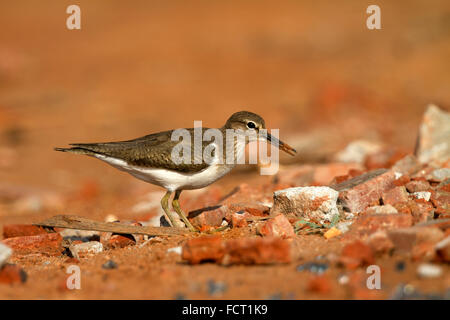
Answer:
[172,190,196,232]
[160,191,183,228]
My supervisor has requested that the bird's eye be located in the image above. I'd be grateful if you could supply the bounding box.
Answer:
[247,121,256,129]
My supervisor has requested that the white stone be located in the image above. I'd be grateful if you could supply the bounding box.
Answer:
[412,192,431,202]
[417,263,442,279]
[167,246,182,255]
[70,241,103,259]
[365,204,398,215]
[0,243,12,268]
[334,140,382,163]
[273,186,339,224]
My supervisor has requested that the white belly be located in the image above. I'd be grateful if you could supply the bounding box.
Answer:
[95,154,234,192]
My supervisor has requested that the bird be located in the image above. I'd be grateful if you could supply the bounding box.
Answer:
[55,111,296,231]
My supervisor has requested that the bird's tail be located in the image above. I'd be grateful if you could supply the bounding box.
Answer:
[54,146,100,156]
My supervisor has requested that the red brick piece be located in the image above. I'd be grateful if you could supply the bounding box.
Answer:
[257,214,295,239]
[188,205,227,229]
[405,180,431,193]
[337,169,396,213]
[0,264,27,284]
[1,233,63,256]
[381,186,409,206]
[182,235,225,264]
[351,214,413,235]
[222,237,291,265]
[340,240,375,269]
[3,224,48,239]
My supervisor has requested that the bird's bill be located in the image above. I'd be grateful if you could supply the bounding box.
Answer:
[265,133,297,156]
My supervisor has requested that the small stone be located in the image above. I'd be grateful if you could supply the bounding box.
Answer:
[335,221,353,233]
[334,140,382,164]
[391,155,422,176]
[435,236,450,262]
[405,180,430,193]
[272,186,339,224]
[366,231,394,254]
[416,104,450,165]
[167,246,182,255]
[230,212,248,228]
[296,262,329,274]
[0,243,13,268]
[365,204,398,215]
[102,260,118,269]
[417,263,442,279]
[395,261,406,272]
[188,205,227,229]
[323,227,341,239]
[412,192,431,201]
[257,214,295,239]
[429,168,450,182]
[70,241,103,259]
[105,234,136,249]
[306,275,332,294]
[207,280,227,296]
[340,241,375,269]
[0,264,27,284]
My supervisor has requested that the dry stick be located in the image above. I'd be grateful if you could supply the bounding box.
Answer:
[34,215,188,236]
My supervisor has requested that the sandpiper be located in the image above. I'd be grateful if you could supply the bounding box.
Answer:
[55,111,296,231]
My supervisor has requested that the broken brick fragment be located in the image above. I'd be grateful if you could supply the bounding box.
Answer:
[182,236,291,265]
[1,233,63,256]
[182,235,225,264]
[381,186,409,206]
[366,231,394,254]
[336,169,396,213]
[405,180,431,193]
[230,212,248,228]
[3,224,48,239]
[188,205,227,229]
[257,214,295,239]
[107,234,136,249]
[339,240,375,269]
[306,275,332,294]
[0,264,27,284]
[350,213,413,235]
[222,237,291,265]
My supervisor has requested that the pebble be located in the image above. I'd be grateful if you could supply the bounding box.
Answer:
[207,280,227,296]
[296,262,329,274]
[70,241,103,259]
[395,261,406,272]
[417,263,442,279]
[412,192,431,202]
[102,260,118,269]
[167,246,182,255]
[0,243,13,268]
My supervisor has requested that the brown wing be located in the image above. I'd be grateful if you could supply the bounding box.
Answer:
[60,128,215,173]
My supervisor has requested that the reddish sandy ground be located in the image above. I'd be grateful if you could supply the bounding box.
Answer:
[0,1,449,299]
